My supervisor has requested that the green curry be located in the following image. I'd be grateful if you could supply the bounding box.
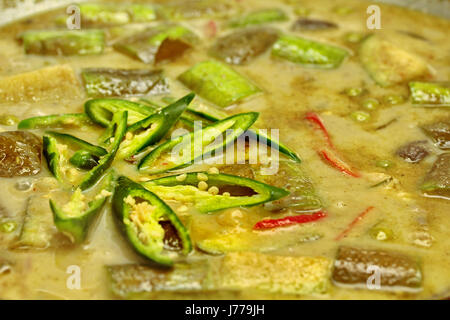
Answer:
[0,0,449,300]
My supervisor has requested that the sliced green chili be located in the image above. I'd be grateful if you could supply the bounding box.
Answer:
[112,176,192,266]
[42,135,64,182]
[18,113,93,130]
[118,93,194,159]
[178,60,261,108]
[69,150,101,170]
[50,171,115,243]
[20,30,105,56]
[138,112,259,174]
[79,111,128,191]
[42,131,106,172]
[143,172,289,213]
[46,131,107,158]
[140,98,219,129]
[409,81,450,107]
[185,102,301,162]
[272,34,348,69]
[84,98,155,127]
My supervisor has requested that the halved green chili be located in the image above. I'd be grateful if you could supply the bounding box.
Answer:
[50,170,115,243]
[143,172,289,213]
[138,112,259,174]
[112,176,192,266]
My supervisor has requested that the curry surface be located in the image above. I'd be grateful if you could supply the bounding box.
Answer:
[0,0,449,299]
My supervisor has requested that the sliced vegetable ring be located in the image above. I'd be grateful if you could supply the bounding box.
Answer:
[143,172,289,213]
[113,176,192,266]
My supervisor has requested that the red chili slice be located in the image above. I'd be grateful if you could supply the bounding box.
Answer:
[335,206,375,241]
[253,210,327,230]
[205,20,217,38]
[305,112,335,149]
[319,149,361,178]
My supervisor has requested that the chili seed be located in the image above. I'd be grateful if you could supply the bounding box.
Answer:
[198,181,208,191]
[208,186,219,195]
[208,167,220,174]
